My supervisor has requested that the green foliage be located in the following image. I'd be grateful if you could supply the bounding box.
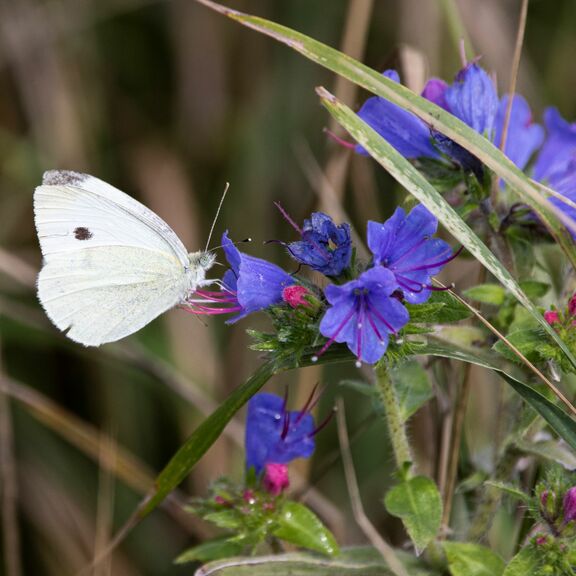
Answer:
[174,538,243,564]
[390,360,434,423]
[503,538,576,576]
[383,476,442,553]
[463,284,506,306]
[272,501,340,557]
[184,478,338,557]
[406,291,472,324]
[442,542,505,576]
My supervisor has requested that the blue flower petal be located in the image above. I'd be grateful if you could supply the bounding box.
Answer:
[422,78,449,110]
[288,212,351,276]
[367,205,454,304]
[548,160,576,238]
[355,70,439,159]
[320,267,408,365]
[236,254,295,315]
[534,107,576,183]
[245,393,315,474]
[445,64,498,137]
[494,95,544,171]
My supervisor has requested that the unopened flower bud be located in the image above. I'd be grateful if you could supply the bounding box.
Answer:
[283,285,311,308]
[563,486,576,523]
[263,463,290,496]
[569,295,576,316]
[544,311,560,325]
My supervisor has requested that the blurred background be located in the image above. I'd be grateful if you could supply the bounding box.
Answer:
[0,0,575,574]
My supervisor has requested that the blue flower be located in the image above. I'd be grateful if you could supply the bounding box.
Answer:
[547,159,576,236]
[287,212,352,276]
[317,267,409,365]
[494,95,544,172]
[445,63,499,137]
[187,231,295,322]
[354,63,542,175]
[245,392,316,475]
[534,107,576,183]
[355,70,440,159]
[367,205,456,304]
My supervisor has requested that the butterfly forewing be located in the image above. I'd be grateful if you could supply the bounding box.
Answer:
[34,171,197,346]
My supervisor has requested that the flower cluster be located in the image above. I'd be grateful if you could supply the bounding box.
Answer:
[184,204,457,367]
[353,58,576,233]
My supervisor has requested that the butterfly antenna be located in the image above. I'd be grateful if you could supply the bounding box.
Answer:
[205,182,230,252]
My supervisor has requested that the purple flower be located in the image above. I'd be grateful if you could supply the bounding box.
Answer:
[245,392,316,475]
[534,108,576,183]
[187,231,295,322]
[354,63,542,175]
[367,205,456,304]
[286,211,352,277]
[317,267,409,366]
[563,486,576,523]
[494,95,544,172]
[445,63,498,137]
[355,70,440,159]
[546,159,576,236]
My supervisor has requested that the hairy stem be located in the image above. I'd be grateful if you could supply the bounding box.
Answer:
[374,363,413,471]
[467,444,520,541]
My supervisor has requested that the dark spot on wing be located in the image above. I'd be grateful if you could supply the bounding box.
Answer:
[74,227,93,240]
[43,170,88,186]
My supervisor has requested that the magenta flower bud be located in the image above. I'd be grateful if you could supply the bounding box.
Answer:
[544,310,560,325]
[282,285,311,308]
[569,295,576,316]
[563,486,576,522]
[263,463,290,496]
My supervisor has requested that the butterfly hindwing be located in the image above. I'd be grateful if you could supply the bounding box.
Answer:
[34,171,195,346]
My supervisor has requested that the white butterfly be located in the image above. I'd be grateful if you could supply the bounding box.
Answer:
[34,170,218,347]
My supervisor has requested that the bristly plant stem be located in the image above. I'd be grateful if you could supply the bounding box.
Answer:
[467,444,521,542]
[374,362,413,471]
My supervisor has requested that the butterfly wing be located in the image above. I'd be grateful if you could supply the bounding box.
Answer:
[34,170,193,346]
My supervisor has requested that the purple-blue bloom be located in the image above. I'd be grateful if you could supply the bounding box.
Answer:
[354,63,542,175]
[494,95,545,172]
[245,392,316,475]
[547,159,576,236]
[287,212,352,277]
[444,63,499,137]
[355,70,440,159]
[188,232,295,322]
[534,107,576,183]
[368,205,455,304]
[318,267,409,365]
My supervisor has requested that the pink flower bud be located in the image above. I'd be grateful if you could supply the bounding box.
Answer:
[263,463,290,495]
[563,486,576,522]
[544,310,560,325]
[282,285,310,308]
[569,295,576,316]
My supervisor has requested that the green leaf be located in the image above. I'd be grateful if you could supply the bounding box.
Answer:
[442,542,505,576]
[406,291,472,324]
[518,281,550,299]
[419,341,576,452]
[203,510,242,530]
[174,538,243,564]
[463,284,506,306]
[390,360,433,423]
[272,501,340,557]
[492,329,548,363]
[383,476,442,553]
[139,359,277,518]
[194,0,576,371]
[502,546,541,576]
[514,439,576,470]
[193,551,395,575]
[482,481,531,504]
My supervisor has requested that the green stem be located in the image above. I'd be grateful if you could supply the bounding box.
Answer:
[374,362,413,471]
[466,444,520,542]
